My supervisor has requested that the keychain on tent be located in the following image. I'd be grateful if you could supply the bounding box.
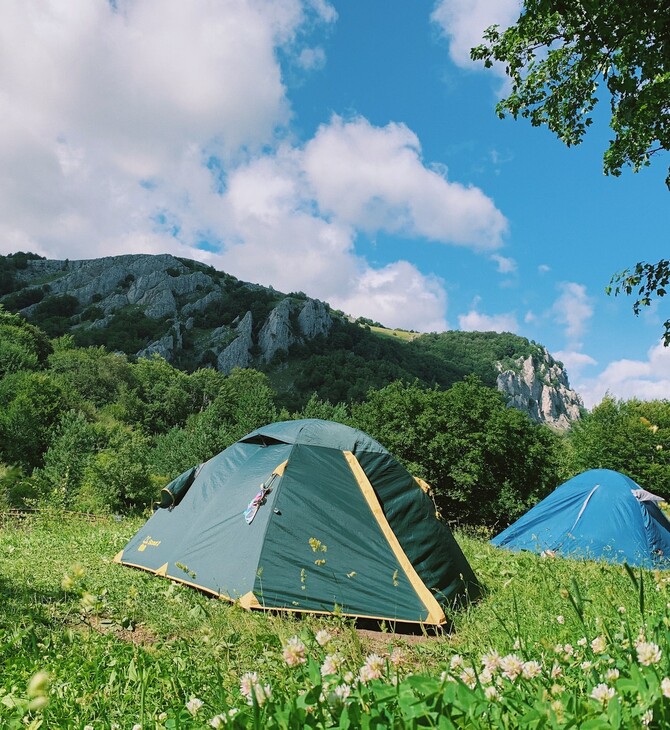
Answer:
[243,461,289,524]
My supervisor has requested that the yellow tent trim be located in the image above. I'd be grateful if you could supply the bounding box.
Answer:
[113,550,123,564]
[156,562,169,576]
[239,591,261,609]
[273,460,288,477]
[343,450,446,626]
[414,476,432,494]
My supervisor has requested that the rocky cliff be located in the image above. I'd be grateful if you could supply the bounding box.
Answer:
[496,348,584,429]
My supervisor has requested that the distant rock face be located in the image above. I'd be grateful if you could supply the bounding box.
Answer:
[496,347,583,429]
[217,312,254,374]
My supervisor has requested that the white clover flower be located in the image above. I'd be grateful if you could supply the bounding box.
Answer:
[210,716,225,729]
[591,636,607,654]
[484,686,500,701]
[390,647,405,667]
[240,672,258,700]
[282,636,307,667]
[618,606,626,614]
[253,684,271,707]
[551,663,562,679]
[551,684,564,696]
[563,644,574,657]
[84,726,94,730]
[186,697,203,716]
[590,683,615,703]
[315,630,332,647]
[637,641,662,666]
[577,637,587,647]
[132,725,142,730]
[605,668,620,683]
[556,615,565,625]
[500,654,524,681]
[522,660,542,679]
[359,654,385,683]
[321,653,343,677]
[581,661,593,670]
[332,683,351,703]
[642,709,653,726]
[513,638,521,650]
[343,671,354,684]
[662,677,670,698]
[460,667,477,689]
[481,651,501,673]
[479,668,493,685]
[450,654,464,670]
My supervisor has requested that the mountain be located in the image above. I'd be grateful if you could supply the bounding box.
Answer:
[0,252,583,428]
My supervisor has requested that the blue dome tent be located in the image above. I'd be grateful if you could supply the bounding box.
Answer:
[492,469,670,568]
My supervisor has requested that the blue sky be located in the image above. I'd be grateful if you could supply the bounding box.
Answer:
[0,0,668,407]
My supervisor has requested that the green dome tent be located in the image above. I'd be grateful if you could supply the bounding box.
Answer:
[115,419,481,625]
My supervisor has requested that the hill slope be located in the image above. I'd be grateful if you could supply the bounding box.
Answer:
[0,252,583,428]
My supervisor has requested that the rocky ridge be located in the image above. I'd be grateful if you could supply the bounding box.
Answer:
[7,253,583,428]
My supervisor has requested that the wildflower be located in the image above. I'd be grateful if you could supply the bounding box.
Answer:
[577,637,587,647]
[642,709,653,726]
[390,647,405,667]
[556,615,565,625]
[186,697,204,716]
[522,660,542,679]
[158,713,167,722]
[618,606,626,614]
[315,629,332,647]
[551,663,562,679]
[513,638,521,650]
[210,717,225,729]
[450,654,463,671]
[481,651,501,673]
[240,672,258,700]
[581,661,593,671]
[479,668,493,685]
[460,667,477,689]
[636,641,662,666]
[590,683,615,703]
[662,677,670,698]
[331,684,351,703]
[343,671,354,683]
[551,684,564,696]
[591,635,607,654]
[605,668,619,683]
[551,698,563,713]
[359,654,385,683]
[563,644,574,657]
[321,653,344,677]
[253,683,271,706]
[484,686,500,701]
[84,726,94,730]
[500,654,524,681]
[282,636,307,667]
[132,725,142,730]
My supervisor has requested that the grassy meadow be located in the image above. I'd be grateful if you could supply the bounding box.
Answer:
[3,513,670,728]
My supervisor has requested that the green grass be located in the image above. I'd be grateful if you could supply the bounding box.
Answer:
[368,326,420,342]
[3,514,670,728]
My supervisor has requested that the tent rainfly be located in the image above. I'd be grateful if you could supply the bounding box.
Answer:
[115,419,481,625]
[492,469,670,568]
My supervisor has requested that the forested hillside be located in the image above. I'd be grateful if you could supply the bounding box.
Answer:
[0,252,582,426]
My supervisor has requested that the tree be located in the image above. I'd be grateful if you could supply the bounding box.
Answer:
[472,1,670,339]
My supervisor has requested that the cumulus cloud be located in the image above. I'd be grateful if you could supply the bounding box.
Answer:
[552,282,594,348]
[303,116,508,249]
[491,253,516,274]
[576,341,670,409]
[431,0,522,72]
[0,1,509,333]
[538,264,551,274]
[458,308,519,333]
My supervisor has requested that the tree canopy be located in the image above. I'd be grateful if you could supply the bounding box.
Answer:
[472,0,670,341]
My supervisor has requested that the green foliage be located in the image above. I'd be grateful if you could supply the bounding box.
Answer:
[608,260,670,345]
[0,307,52,376]
[472,2,670,344]
[567,396,670,494]
[352,378,561,526]
[0,251,43,296]
[0,371,72,470]
[471,0,670,186]
[28,294,80,337]
[72,306,171,354]
[150,369,278,476]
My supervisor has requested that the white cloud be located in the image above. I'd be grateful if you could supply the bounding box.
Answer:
[458,309,518,333]
[303,116,507,250]
[538,264,550,274]
[576,341,670,409]
[431,0,522,72]
[491,253,516,274]
[553,349,597,383]
[552,282,594,348]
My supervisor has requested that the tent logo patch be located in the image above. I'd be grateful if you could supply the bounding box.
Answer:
[138,536,161,552]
